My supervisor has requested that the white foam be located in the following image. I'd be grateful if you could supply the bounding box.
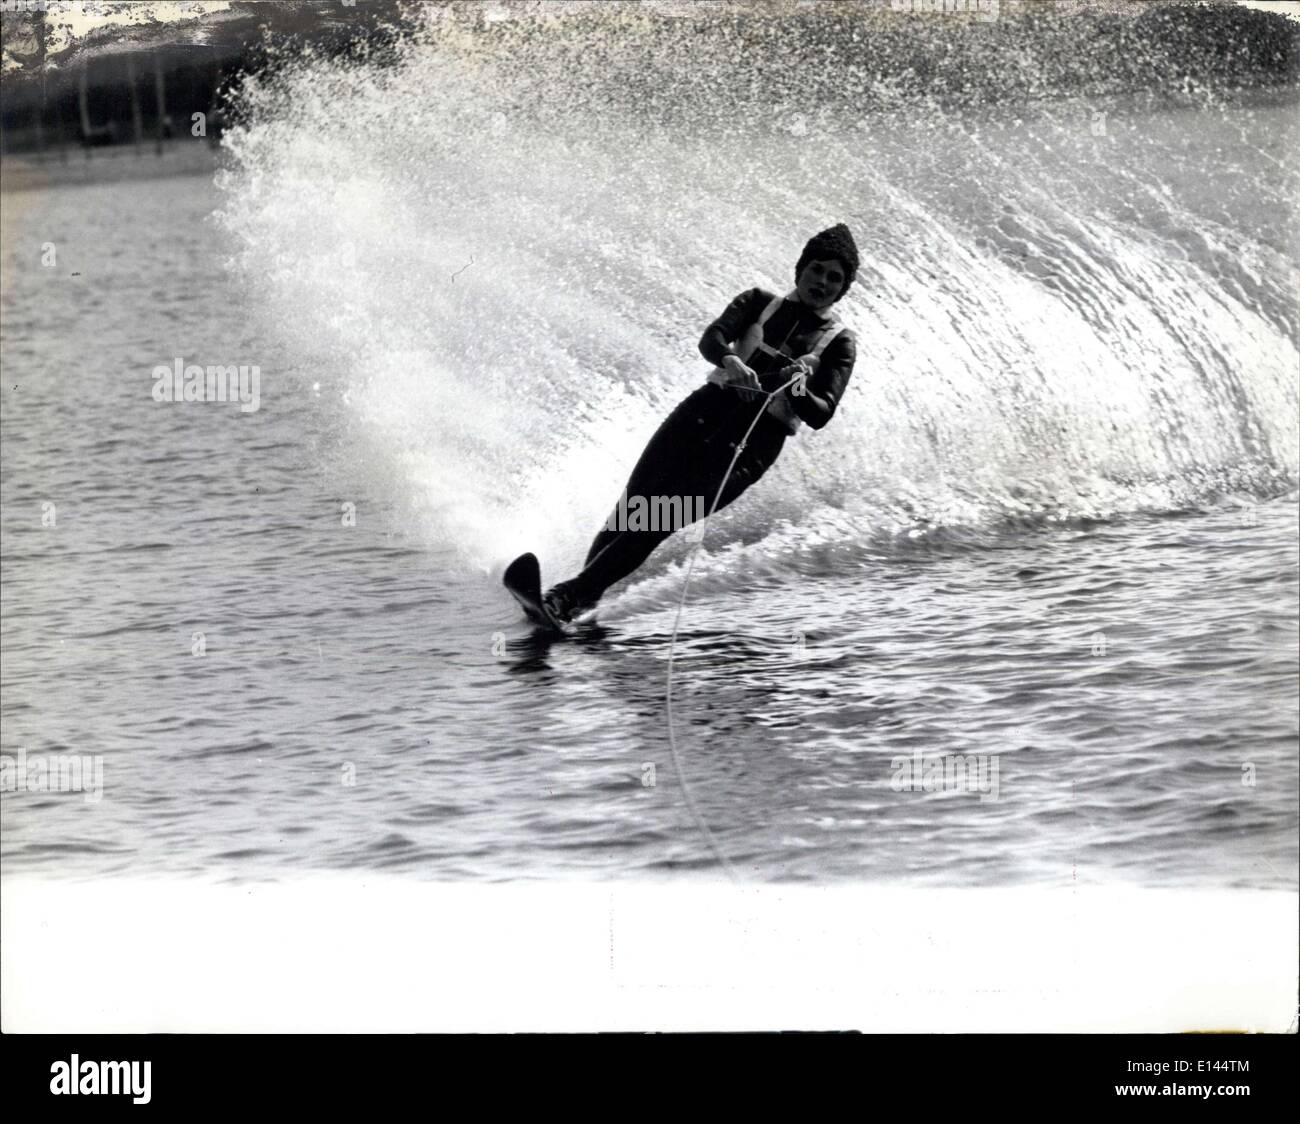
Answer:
[215,15,1299,582]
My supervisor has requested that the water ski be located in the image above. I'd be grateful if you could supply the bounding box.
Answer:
[503,552,567,632]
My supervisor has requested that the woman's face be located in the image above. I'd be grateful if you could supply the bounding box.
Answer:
[795,258,846,307]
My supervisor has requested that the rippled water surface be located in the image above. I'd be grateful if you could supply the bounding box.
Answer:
[2,20,1297,887]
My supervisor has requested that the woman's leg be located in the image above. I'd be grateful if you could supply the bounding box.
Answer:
[551,395,714,609]
[547,396,786,614]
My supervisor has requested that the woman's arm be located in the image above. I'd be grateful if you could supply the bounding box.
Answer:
[785,330,856,430]
[698,288,772,367]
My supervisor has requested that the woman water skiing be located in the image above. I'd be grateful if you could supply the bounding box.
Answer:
[536,223,861,625]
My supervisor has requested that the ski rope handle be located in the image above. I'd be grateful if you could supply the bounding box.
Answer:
[664,369,807,883]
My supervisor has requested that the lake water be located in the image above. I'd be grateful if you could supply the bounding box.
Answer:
[1,14,1296,889]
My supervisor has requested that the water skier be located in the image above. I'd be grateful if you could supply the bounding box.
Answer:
[507,224,860,627]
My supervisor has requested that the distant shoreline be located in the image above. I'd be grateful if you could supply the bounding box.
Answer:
[0,136,220,194]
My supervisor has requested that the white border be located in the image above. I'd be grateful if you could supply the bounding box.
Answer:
[2,877,1295,1033]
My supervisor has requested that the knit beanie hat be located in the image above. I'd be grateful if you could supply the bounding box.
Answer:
[795,223,860,301]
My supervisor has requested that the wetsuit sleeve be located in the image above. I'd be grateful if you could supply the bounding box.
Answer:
[788,329,856,430]
[698,288,772,366]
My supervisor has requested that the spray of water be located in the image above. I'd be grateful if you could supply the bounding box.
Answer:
[216,3,1299,591]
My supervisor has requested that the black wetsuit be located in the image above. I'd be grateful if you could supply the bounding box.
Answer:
[551,288,857,610]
